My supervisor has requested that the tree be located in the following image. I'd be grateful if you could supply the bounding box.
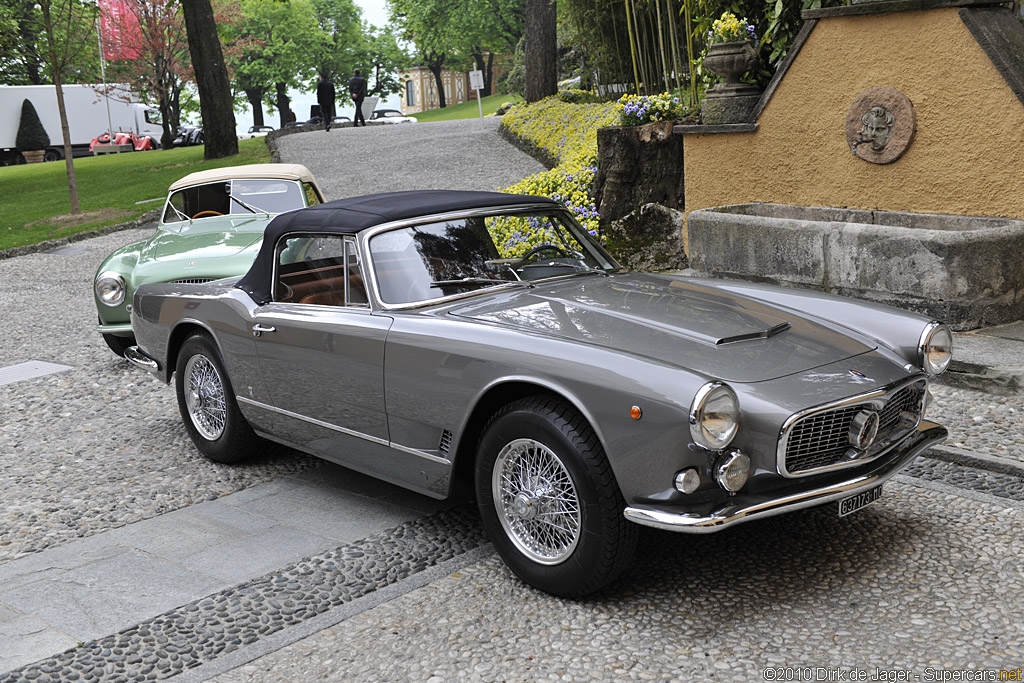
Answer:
[458,0,524,97]
[1,0,102,86]
[180,0,236,158]
[226,0,317,128]
[524,0,556,102]
[388,0,471,109]
[38,0,96,213]
[104,0,190,148]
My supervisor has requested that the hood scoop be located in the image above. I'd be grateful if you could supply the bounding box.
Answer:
[716,321,791,346]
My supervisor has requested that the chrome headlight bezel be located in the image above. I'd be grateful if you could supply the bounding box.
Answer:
[95,272,127,307]
[918,321,953,376]
[689,382,740,451]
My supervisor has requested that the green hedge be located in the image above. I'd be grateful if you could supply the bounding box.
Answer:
[498,97,619,238]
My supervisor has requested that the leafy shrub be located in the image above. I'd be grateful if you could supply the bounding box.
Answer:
[499,97,618,240]
[557,89,604,105]
[617,92,688,126]
[16,99,50,151]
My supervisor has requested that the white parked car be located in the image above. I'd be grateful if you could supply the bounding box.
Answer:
[370,109,417,124]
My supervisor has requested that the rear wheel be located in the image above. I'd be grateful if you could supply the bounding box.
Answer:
[174,332,260,463]
[43,148,62,162]
[475,397,637,598]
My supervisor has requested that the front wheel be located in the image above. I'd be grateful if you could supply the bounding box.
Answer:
[102,332,135,357]
[174,332,261,463]
[475,397,637,598]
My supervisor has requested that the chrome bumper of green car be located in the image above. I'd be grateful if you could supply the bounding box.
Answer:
[97,322,133,335]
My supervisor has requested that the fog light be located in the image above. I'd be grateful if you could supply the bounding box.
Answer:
[715,450,750,493]
[674,468,701,494]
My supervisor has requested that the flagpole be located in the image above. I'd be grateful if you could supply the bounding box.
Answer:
[96,14,114,139]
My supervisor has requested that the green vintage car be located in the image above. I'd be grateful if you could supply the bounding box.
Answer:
[94,163,324,356]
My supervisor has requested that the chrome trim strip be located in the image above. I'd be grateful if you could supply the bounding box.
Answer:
[124,345,160,373]
[97,322,134,334]
[235,395,452,465]
[775,374,927,478]
[624,420,946,534]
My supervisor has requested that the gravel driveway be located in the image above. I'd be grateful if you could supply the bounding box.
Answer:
[272,118,546,200]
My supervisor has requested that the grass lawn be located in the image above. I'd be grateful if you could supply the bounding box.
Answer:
[0,138,271,251]
[411,93,523,123]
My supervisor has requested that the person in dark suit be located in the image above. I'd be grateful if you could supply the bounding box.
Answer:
[316,74,335,132]
[349,69,367,127]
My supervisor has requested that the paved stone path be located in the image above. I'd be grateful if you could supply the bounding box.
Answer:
[1,118,1022,681]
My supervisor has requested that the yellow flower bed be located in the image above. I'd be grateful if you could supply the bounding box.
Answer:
[498,97,618,240]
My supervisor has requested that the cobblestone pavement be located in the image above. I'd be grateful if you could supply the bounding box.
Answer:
[210,477,1024,681]
[1,122,1022,681]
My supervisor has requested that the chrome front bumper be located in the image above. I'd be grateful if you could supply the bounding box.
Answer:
[124,345,161,374]
[97,322,133,335]
[623,420,947,534]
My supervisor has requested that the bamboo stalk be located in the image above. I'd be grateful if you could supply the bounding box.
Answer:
[625,0,641,93]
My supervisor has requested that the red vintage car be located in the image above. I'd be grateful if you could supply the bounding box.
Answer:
[89,131,158,152]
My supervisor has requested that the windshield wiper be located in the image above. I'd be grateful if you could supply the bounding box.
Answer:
[229,193,270,216]
[430,277,531,288]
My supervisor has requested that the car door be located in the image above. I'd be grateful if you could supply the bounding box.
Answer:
[250,234,393,451]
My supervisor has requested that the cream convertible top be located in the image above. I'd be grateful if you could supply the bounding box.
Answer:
[168,163,317,193]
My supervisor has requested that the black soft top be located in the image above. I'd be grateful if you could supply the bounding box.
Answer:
[236,189,558,304]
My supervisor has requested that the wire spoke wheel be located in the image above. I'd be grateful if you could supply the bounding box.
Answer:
[183,353,227,441]
[492,437,581,565]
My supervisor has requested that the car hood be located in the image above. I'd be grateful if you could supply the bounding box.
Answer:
[131,222,267,286]
[447,273,877,383]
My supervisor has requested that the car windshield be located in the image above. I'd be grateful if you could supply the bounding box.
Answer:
[368,210,620,305]
[163,179,307,226]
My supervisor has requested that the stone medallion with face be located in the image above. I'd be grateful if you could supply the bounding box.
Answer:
[845,86,916,164]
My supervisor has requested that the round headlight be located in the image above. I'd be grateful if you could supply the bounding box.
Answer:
[918,322,953,376]
[95,272,126,307]
[689,382,739,450]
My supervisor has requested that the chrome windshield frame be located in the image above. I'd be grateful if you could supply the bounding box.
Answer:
[357,204,621,312]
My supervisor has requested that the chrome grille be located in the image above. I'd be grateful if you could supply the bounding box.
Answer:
[170,278,215,285]
[781,380,925,476]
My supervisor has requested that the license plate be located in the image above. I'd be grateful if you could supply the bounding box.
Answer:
[838,485,883,517]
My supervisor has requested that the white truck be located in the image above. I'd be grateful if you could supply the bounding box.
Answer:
[0,83,162,165]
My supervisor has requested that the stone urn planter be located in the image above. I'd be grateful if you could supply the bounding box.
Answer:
[21,150,45,164]
[701,40,760,124]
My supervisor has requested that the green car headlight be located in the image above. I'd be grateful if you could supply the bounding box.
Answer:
[95,272,126,307]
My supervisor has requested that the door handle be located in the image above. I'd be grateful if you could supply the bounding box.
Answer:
[252,324,276,337]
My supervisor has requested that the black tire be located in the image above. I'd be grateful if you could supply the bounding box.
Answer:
[174,332,261,463]
[43,148,62,162]
[475,397,638,598]
[102,333,135,357]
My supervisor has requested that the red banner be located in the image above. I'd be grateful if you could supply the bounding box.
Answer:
[98,0,141,60]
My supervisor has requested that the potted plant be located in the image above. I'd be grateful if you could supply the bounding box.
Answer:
[703,12,759,94]
[16,99,50,164]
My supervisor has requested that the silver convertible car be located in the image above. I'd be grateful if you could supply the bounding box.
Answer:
[125,190,951,597]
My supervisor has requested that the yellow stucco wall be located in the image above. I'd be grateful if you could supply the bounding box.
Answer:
[683,8,1024,219]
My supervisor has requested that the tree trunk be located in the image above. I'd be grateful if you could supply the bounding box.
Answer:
[245,88,265,127]
[524,0,557,102]
[275,82,291,128]
[180,0,237,159]
[39,0,79,214]
[427,53,447,108]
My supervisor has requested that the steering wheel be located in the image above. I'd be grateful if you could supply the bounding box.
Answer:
[515,244,568,266]
[192,210,224,219]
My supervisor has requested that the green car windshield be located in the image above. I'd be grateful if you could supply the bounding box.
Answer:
[162,179,308,227]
